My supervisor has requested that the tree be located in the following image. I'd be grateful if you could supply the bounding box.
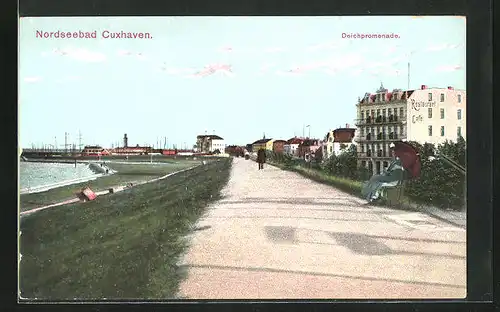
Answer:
[213,149,221,154]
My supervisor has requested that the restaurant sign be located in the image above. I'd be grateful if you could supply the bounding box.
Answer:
[411,99,436,111]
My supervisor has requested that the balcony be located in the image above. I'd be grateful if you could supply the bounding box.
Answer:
[355,132,406,143]
[357,152,393,160]
[354,115,407,126]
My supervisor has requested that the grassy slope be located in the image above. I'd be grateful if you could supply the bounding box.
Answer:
[20,160,200,211]
[270,161,426,211]
[19,158,232,300]
[270,161,364,197]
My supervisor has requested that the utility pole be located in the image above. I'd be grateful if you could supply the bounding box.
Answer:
[54,136,57,151]
[78,130,83,150]
[407,61,410,90]
[64,132,68,153]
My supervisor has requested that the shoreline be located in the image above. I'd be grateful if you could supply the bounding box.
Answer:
[20,171,113,195]
[20,164,201,218]
[20,162,116,195]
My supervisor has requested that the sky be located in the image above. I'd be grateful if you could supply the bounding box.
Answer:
[19,16,465,149]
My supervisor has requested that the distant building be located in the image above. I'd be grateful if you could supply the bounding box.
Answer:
[81,145,111,156]
[283,137,303,156]
[196,134,226,153]
[252,137,274,152]
[112,144,152,155]
[331,126,356,156]
[245,144,253,153]
[298,138,321,159]
[355,83,466,174]
[322,130,335,159]
[272,140,287,153]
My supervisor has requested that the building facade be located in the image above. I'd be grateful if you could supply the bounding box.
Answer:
[322,126,356,159]
[355,83,466,175]
[196,134,225,153]
[272,140,287,153]
[283,137,303,156]
[323,130,335,159]
[252,138,274,151]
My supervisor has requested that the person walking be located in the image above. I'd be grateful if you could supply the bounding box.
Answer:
[257,148,266,170]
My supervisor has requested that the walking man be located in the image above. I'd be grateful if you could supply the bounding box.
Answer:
[257,148,266,170]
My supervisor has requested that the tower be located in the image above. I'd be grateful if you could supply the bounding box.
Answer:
[123,133,128,148]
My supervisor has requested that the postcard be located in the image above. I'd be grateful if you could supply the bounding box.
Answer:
[18,16,466,301]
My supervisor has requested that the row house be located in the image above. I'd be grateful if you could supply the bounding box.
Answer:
[298,138,322,160]
[283,137,304,156]
[322,125,356,159]
[272,140,287,153]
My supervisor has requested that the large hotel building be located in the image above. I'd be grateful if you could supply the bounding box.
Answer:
[355,83,466,175]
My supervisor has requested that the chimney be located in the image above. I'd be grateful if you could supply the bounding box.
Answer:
[447,86,454,90]
[421,85,427,90]
[346,123,350,128]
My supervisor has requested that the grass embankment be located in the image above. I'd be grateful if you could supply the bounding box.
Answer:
[19,158,232,300]
[269,161,364,198]
[20,160,201,211]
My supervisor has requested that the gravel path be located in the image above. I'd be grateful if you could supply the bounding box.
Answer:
[177,157,466,299]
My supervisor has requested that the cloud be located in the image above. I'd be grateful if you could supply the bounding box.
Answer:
[24,76,41,83]
[306,40,344,52]
[218,46,234,53]
[426,43,462,52]
[186,63,234,78]
[49,47,106,62]
[435,65,462,72]
[118,50,146,60]
[264,47,285,53]
[157,62,197,75]
[277,53,364,77]
[349,68,364,77]
[275,70,303,77]
[382,44,402,56]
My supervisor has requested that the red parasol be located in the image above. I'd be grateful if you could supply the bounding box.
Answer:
[393,141,421,179]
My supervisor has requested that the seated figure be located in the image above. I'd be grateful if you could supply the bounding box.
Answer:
[361,157,405,202]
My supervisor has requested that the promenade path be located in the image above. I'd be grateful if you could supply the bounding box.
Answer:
[178,157,466,299]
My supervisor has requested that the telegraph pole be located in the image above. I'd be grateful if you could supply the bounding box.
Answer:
[64,132,68,153]
[78,130,83,150]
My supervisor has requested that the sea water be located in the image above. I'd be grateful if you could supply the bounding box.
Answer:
[19,162,98,192]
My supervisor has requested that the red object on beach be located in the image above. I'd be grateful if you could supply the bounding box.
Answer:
[81,187,97,201]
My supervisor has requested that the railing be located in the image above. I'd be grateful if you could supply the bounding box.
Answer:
[354,134,406,143]
[357,152,393,159]
[354,115,407,126]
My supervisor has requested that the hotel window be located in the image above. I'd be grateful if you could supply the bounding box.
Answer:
[457,109,462,120]
[440,93,445,102]
[458,94,462,103]
[361,111,364,120]
[441,126,445,136]
[428,108,433,118]
[382,109,386,117]
[440,108,445,119]
[457,126,462,138]
[428,125,433,136]
[399,107,404,118]
[388,108,392,115]
[376,109,381,116]
[428,93,433,101]
[400,125,404,136]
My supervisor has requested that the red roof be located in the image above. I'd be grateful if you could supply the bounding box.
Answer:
[286,137,303,144]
